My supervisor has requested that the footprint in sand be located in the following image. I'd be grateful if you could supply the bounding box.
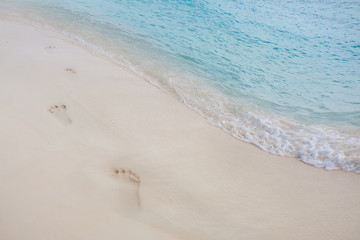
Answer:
[113,168,141,207]
[48,105,72,124]
[65,68,76,74]
[113,168,140,183]
[44,45,56,52]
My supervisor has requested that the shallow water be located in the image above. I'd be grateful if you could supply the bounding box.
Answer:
[1,0,359,172]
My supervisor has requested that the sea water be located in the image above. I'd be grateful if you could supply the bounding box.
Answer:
[1,0,359,172]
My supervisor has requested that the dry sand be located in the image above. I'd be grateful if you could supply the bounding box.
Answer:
[0,20,359,240]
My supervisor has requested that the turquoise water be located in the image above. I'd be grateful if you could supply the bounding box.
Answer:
[1,0,359,172]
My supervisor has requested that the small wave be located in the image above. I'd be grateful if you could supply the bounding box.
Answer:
[161,79,360,173]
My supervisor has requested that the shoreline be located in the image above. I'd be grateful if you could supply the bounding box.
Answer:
[1,6,359,173]
[1,19,360,240]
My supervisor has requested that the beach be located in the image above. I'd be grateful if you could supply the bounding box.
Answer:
[0,19,360,240]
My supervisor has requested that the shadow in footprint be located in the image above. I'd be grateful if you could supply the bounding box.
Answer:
[113,168,141,207]
[48,104,72,124]
[113,168,140,183]
[44,45,56,52]
[65,68,76,74]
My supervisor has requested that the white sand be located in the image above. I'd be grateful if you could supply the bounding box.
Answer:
[1,20,360,240]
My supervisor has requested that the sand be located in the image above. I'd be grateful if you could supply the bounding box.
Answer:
[0,19,359,240]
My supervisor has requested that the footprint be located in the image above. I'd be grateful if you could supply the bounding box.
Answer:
[113,168,140,183]
[65,68,76,74]
[44,45,56,52]
[112,168,141,207]
[48,105,72,124]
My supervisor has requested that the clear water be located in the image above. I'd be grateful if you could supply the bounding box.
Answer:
[1,0,359,172]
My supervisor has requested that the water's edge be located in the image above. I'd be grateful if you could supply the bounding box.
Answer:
[1,3,359,173]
